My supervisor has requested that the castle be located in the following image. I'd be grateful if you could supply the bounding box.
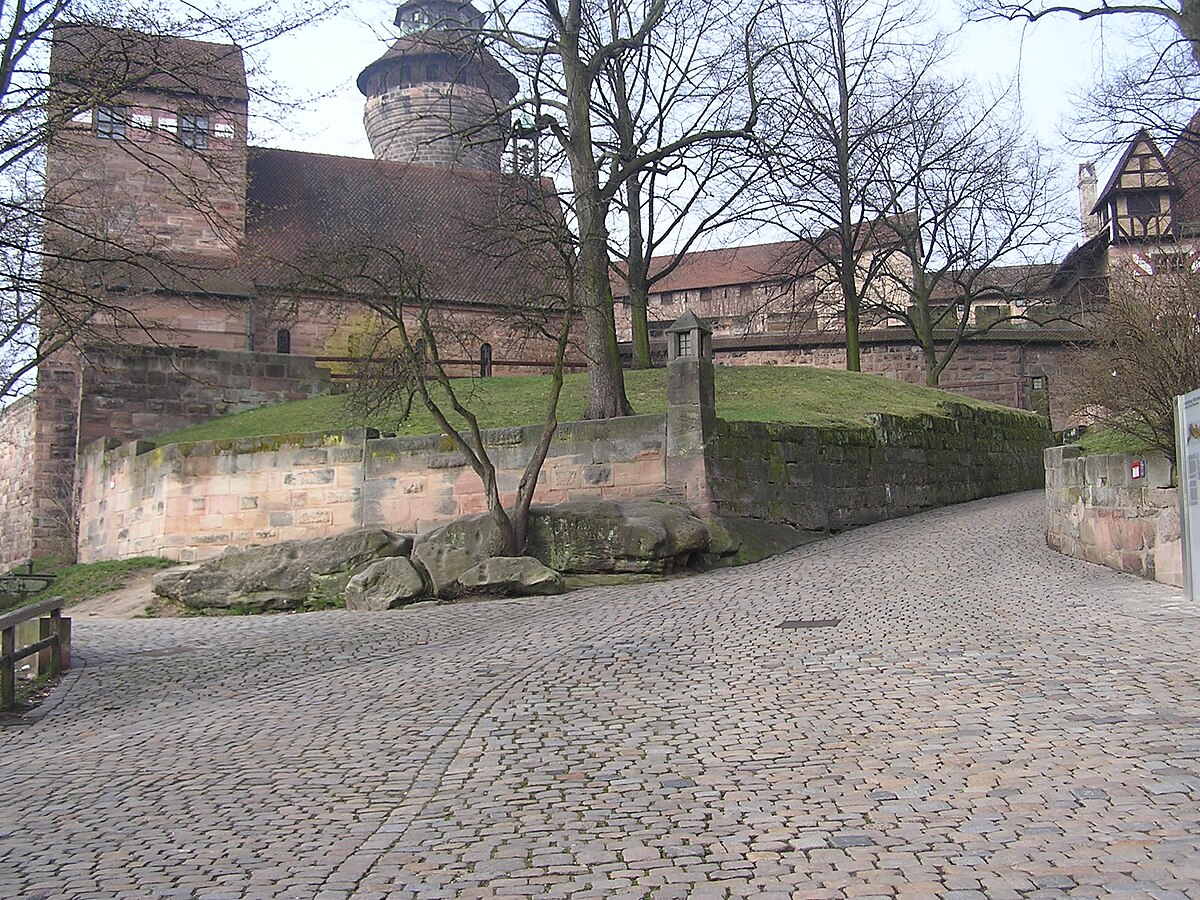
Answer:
[0,0,1195,567]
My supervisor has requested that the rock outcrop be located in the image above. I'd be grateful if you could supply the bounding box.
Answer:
[152,529,413,612]
[457,556,566,596]
[415,500,711,577]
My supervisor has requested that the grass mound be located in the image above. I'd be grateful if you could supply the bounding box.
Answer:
[1,557,176,612]
[152,365,1034,447]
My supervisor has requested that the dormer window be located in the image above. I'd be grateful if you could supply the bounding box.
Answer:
[1127,194,1160,217]
[95,105,127,139]
[178,112,210,149]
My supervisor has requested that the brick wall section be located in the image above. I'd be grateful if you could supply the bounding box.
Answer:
[706,404,1051,531]
[77,416,670,563]
[1044,446,1182,586]
[32,353,83,559]
[77,345,332,449]
[0,396,37,568]
[46,85,248,256]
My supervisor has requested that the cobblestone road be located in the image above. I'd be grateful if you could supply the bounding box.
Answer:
[3,492,1199,899]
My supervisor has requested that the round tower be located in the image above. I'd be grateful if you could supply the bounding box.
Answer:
[357,0,517,171]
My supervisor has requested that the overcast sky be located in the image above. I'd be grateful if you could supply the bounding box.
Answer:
[245,1,1151,243]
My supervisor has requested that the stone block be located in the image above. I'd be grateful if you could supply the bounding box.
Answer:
[283,468,335,486]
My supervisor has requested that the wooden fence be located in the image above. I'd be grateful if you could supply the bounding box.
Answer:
[1,597,71,710]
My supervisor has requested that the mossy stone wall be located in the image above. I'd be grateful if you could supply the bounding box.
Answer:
[707,402,1051,531]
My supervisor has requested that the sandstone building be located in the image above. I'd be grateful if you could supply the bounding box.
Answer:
[1,1,571,566]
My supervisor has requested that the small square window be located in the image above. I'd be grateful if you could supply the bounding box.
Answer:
[178,113,210,149]
[96,105,127,139]
[1031,376,1046,391]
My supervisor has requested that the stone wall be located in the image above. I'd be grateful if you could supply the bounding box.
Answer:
[77,345,332,449]
[77,416,670,563]
[1044,446,1182,586]
[78,375,1052,564]
[705,403,1051,532]
[0,395,37,568]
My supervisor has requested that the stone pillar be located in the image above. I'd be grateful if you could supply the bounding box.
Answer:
[664,310,717,514]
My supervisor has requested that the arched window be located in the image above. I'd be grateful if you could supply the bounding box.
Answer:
[479,342,493,378]
[276,328,291,354]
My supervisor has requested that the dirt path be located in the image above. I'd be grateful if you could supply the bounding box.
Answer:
[68,568,188,619]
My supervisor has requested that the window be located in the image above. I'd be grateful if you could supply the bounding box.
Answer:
[95,105,127,139]
[1126,193,1160,217]
[178,113,210,149]
[676,331,693,358]
[479,343,493,378]
[276,328,291,354]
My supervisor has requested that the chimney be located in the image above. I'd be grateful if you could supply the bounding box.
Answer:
[1078,162,1100,240]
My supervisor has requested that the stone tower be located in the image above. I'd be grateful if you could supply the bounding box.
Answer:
[357,0,518,171]
[45,24,249,258]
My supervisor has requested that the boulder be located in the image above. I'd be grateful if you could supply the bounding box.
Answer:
[701,516,824,567]
[411,543,484,598]
[344,557,427,611]
[152,529,413,612]
[412,500,711,581]
[457,556,566,597]
[525,500,709,574]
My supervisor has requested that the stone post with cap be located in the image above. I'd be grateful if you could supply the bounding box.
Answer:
[664,310,716,513]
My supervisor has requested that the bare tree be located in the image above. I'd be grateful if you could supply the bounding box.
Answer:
[755,0,947,371]
[475,0,758,417]
[273,170,576,556]
[0,1,328,403]
[966,0,1200,65]
[1060,268,1200,463]
[598,0,764,368]
[869,80,1067,385]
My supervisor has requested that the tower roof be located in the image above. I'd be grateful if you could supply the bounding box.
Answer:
[356,30,517,98]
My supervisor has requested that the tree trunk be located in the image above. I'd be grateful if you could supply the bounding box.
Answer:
[839,243,861,371]
[561,5,634,419]
[624,174,653,368]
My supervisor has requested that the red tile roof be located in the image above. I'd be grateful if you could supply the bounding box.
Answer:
[617,241,809,296]
[243,147,563,306]
[612,216,915,298]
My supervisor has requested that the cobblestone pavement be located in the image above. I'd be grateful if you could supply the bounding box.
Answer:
[3,491,1200,899]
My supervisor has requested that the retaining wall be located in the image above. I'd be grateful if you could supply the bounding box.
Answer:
[1044,446,1182,586]
[78,388,1052,563]
[707,403,1050,531]
[77,416,669,563]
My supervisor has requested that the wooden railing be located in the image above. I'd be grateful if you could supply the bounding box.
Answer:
[0,597,71,710]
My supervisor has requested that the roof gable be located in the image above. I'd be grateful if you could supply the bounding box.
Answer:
[1092,130,1177,214]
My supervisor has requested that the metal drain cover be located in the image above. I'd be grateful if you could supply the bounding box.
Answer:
[779,619,840,630]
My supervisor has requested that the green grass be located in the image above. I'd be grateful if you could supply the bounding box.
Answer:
[152,366,1030,446]
[1075,427,1156,456]
[3,557,175,610]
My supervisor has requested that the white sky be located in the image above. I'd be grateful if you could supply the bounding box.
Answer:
[246,1,1152,245]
